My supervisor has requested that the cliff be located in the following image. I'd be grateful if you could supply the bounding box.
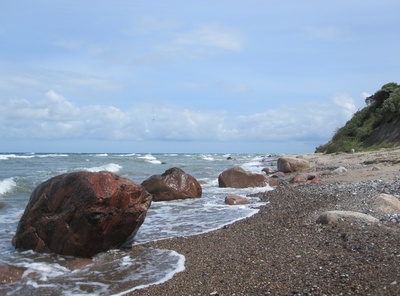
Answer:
[316,82,400,153]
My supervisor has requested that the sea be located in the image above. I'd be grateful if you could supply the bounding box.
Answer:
[0,152,276,295]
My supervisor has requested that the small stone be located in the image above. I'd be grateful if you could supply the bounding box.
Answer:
[333,167,347,174]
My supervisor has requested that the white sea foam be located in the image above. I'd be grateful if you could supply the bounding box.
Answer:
[0,154,33,160]
[0,177,17,195]
[201,154,215,161]
[36,154,69,158]
[83,163,122,173]
[138,154,162,164]
[240,155,274,174]
[21,262,70,281]
[26,280,58,289]
[112,250,185,295]
[95,153,108,157]
[0,154,15,160]
[138,154,155,160]
[0,154,68,160]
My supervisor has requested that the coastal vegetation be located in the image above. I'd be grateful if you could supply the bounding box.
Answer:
[316,82,400,153]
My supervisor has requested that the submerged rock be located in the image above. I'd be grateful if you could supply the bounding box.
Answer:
[12,171,152,258]
[141,167,202,202]
[225,195,251,205]
[0,264,27,285]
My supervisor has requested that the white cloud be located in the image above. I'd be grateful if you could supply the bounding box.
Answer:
[1,91,359,146]
[361,92,371,99]
[304,25,342,41]
[333,93,357,118]
[54,39,83,50]
[0,92,236,141]
[174,25,244,51]
[151,23,245,61]
[236,96,359,141]
[0,69,121,98]
[128,16,180,35]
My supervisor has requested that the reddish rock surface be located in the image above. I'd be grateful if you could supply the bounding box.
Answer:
[218,167,268,188]
[12,171,152,258]
[289,174,309,184]
[265,177,280,187]
[262,167,273,174]
[277,157,310,173]
[141,167,202,202]
[310,177,322,184]
[290,173,320,184]
[271,172,286,178]
[225,195,251,205]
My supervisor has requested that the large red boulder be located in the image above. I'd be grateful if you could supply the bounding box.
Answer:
[141,167,202,202]
[12,171,152,258]
[218,167,268,188]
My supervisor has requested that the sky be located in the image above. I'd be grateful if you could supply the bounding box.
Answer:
[0,0,399,154]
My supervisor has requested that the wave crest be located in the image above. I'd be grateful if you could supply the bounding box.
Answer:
[0,178,17,195]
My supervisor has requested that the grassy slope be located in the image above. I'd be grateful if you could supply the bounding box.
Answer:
[316,82,400,153]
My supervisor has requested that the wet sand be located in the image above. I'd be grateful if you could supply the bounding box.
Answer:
[129,148,400,295]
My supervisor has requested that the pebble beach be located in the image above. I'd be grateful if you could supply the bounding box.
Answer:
[130,148,400,295]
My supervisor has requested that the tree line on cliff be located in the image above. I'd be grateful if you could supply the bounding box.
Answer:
[316,82,400,153]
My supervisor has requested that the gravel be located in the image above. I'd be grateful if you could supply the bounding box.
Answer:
[129,178,400,295]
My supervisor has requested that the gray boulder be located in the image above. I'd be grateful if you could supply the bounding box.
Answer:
[372,193,400,215]
[277,157,310,173]
[316,210,378,225]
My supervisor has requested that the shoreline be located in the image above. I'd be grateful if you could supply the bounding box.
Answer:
[126,148,400,295]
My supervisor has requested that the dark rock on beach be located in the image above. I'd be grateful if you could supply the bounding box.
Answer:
[12,171,152,258]
[277,157,310,173]
[141,167,202,201]
[218,166,268,188]
[289,173,319,184]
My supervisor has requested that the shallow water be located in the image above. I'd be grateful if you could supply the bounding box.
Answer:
[0,153,275,295]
